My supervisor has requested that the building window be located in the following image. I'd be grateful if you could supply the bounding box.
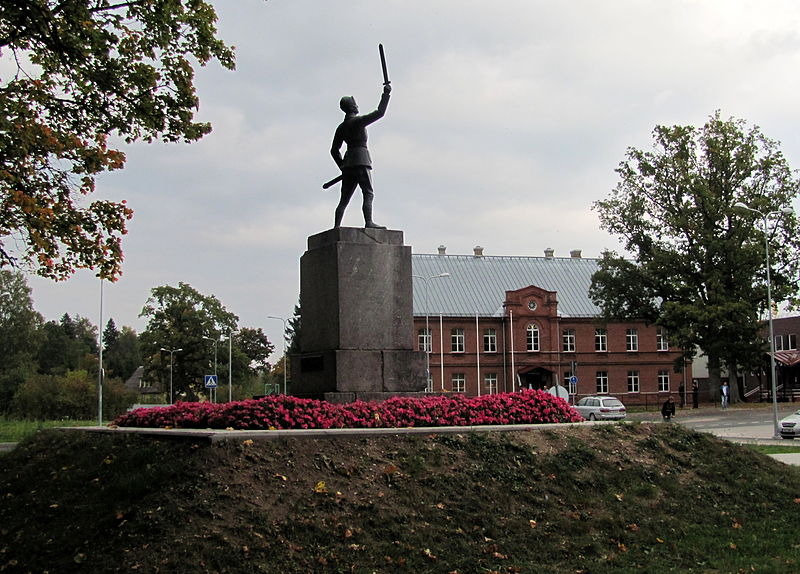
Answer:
[451,328,465,353]
[596,371,608,394]
[418,328,431,352]
[562,328,576,352]
[775,335,785,351]
[483,329,497,353]
[627,370,640,393]
[484,373,498,394]
[790,334,798,350]
[656,328,669,351]
[526,324,540,352]
[595,328,607,352]
[626,328,639,352]
[658,370,670,392]
[452,373,465,393]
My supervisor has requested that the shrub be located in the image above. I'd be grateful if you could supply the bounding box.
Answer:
[113,390,583,430]
[12,370,136,420]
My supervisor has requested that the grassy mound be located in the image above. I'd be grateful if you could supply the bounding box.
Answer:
[2,423,800,573]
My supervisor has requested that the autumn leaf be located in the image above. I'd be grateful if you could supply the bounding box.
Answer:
[314,481,328,493]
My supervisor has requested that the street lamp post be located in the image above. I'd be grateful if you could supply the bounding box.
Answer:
[733,201,794,438]
[267,316,288,395]
[160,347,183,404]
[203,336,219,402]
[412,273,450,391]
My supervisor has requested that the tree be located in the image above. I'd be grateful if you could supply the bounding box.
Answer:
[0,270,43,412]
[35,313,98,376]
[235,327,274,377]
[104,324,141,380]
[103,318,120,351]
[139,282,238,400]
[591,112,800,401]
[0,1,235,280]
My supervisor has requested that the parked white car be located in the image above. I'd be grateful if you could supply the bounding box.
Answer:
[574,396,627,421]
[779,409,800,439]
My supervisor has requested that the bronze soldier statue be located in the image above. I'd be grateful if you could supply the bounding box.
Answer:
[330,83,391,228]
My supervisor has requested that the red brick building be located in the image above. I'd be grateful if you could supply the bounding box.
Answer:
[411,248,690,405]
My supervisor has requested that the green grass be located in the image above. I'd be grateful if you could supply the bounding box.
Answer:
[0,416,95,442]
[748,444,800,454]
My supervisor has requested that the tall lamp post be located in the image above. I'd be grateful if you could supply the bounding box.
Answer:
[227,329,235,403]
[267,316,288,395]
[203,335,219,402]
[160,347,183,404]
[733,201,794,438]
[412,273,450,390]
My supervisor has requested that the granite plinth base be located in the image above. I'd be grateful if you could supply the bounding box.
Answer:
[294,348,426,396]
[291,227,426,399]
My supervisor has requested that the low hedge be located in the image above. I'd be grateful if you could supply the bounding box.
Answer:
[113,389,583,430]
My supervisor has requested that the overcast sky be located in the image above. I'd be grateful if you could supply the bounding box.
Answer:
[25,0,800,358]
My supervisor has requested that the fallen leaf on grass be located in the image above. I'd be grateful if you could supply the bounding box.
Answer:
[242,439,254,447]
[274,473,287,481]
[529,520,538,529]
[314,481,328,493]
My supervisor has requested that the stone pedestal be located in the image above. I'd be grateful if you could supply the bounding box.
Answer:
[291,228,426,400]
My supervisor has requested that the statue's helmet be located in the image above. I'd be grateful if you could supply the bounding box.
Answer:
[339,96,357,113]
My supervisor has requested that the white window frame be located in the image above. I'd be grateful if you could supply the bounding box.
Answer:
[626,328,639,352]
[484,373,498,394]
[775,335,785,351]
[596,371,608,394]
[595,328,607,352]
[789,334,798,350]
[562,328,576,353]
[627,370,640,393]
[658,369,670,392]
[418,328,432,352]
[483,328,497,353]
[656,328,669,351]
[526,323,540,352]
[451,328,465,353]
[452,373,465,393]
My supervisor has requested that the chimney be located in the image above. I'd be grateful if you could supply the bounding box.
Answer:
[437,245,447,256]
[570,249,582,258]
[473,245,484,257]
[544,248,554,258]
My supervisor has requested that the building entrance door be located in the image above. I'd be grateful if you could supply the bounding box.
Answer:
[519,367,553,391]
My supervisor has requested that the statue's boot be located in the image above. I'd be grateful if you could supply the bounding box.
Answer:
[363,203,386,229]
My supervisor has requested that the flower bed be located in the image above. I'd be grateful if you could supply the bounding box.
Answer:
[112,389,584,430]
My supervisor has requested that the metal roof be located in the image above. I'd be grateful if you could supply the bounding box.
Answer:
[411,252,601,318]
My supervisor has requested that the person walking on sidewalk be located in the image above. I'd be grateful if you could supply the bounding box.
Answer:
[721,381,730,409]
[692,379,699,409]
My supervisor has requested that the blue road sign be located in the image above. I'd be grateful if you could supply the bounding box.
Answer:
[204,375,218,388]
[569,375,578,384]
